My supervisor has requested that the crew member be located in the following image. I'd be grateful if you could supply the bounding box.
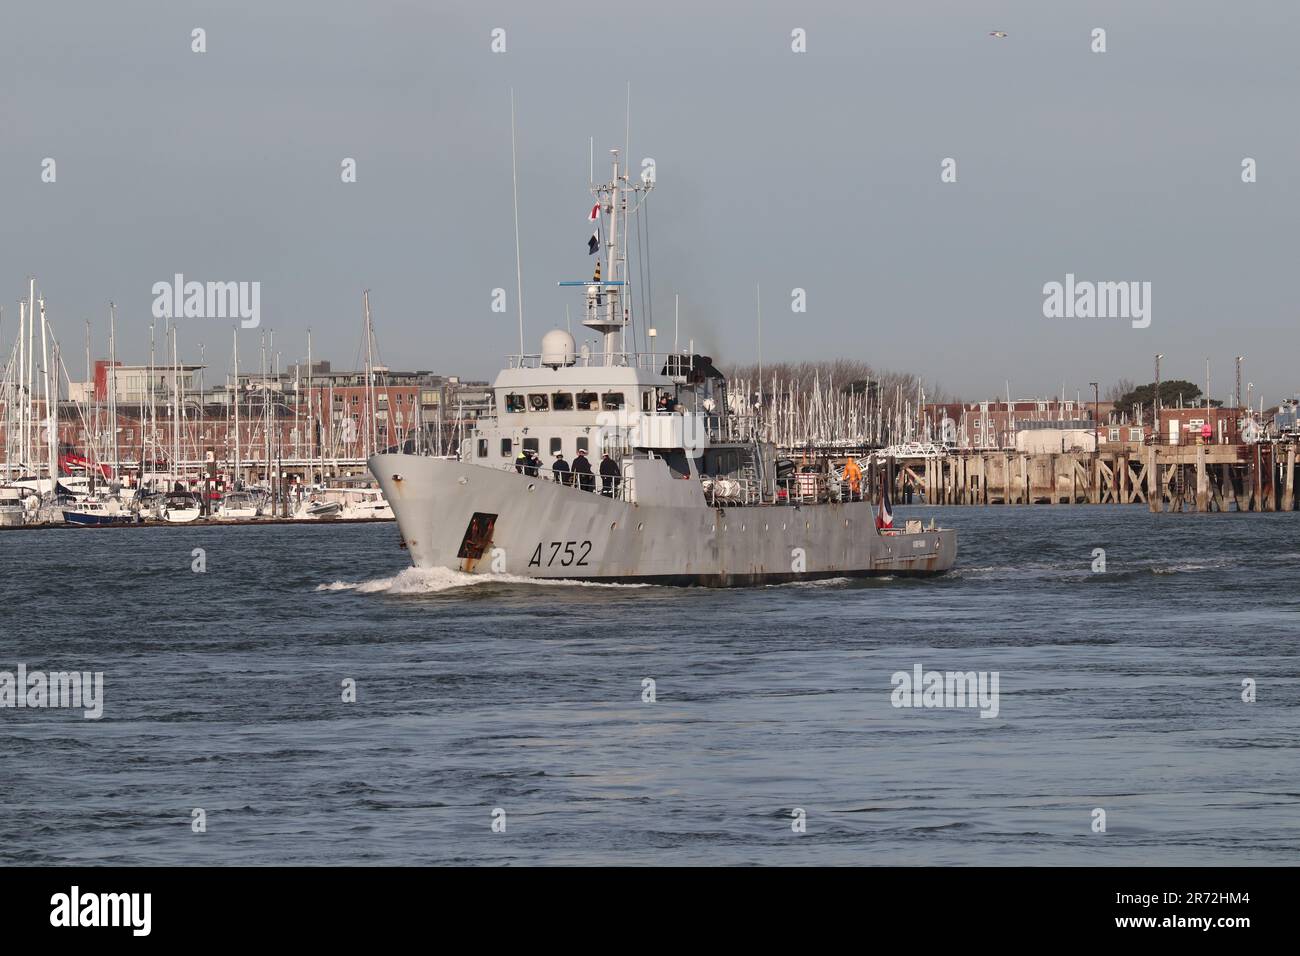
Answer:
[843,457,863,501]
[572,449,594,491]
[515,448,527,474]
[552,451,570,485]
[599,453,621,497]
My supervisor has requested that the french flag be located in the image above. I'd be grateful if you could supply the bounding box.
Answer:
[875,467,894,530]
[587,203,601,255]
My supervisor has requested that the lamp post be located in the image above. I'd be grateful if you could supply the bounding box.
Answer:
[1154,354,1164,439]
[1090,381,1099,449]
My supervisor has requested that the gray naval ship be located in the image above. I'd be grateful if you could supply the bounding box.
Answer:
[370,150,956,586]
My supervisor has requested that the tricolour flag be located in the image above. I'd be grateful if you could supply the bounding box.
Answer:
[587,203,601,255]
[875,467,894,530]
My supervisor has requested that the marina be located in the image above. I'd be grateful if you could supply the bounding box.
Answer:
[3,277,1298,533]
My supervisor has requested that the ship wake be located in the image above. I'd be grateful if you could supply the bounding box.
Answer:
[315,566,653,594]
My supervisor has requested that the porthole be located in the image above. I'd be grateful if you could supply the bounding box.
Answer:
[610,521,617,530]
[528,483,536,492]
[637,522,644,531]
[763,523,769,532]
[844,518,850,528]
[805,521,811,530]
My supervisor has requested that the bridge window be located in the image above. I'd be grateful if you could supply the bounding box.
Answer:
[576,437,589,455]
[528,393,549,411]
[550,437,563,455]
[477,439,488,458]
[552,392,574,411]
[523,438,539,454]
[576,391,599,411]
[500,438,513,457]
[505,393,526,413]
[602,392,626,410]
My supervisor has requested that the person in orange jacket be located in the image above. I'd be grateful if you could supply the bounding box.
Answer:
[843,458,863,501]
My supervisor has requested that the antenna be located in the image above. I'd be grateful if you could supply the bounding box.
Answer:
[756,283,763,411]
[510,88,525,355]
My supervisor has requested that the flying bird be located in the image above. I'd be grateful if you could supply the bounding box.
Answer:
[989,31,1008,38]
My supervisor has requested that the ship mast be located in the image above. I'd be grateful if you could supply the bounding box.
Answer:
[561,145,653,366]
[583,150,625,365]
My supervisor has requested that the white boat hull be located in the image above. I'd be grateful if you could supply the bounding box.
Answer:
[369,453,955,586]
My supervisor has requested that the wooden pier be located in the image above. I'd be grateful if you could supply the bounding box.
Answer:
[880,442,1297,512]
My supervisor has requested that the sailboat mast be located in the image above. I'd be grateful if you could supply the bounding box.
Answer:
[172,326,180,485]
[364,290,376,459]
[27,278,36,473]
[86,320,95,489]
[109,303,118,480]
[38,297,54,489]
[232,328,240,488]
[148,321,155,487]
[306,328,313,483]
[17,298,26,473]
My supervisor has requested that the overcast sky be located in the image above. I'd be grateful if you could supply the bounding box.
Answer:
[3,1,1298,404]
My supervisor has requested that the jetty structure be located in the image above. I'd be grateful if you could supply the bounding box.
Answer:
[823,392,1297,513]
[368,147,957,584]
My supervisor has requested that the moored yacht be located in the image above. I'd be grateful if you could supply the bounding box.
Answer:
[63,497,137,527]
[0,487,27,527]
[158,490,203,523]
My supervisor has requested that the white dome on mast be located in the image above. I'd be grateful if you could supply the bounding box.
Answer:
[541,328,576,368]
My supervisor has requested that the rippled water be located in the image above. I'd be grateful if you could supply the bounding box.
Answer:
[1,505,1297,865]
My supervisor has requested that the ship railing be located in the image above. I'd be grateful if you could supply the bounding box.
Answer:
[507,351,696,373]
[487,461,636,502]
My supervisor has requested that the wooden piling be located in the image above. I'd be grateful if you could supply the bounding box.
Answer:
[1285,446,1296,512]
[1147,447,1160,513]
[1195,444,1208,513]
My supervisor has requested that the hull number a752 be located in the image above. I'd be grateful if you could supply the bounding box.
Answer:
[529,540,593,568]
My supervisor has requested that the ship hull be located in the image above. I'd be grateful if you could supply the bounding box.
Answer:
[369,453,956,586]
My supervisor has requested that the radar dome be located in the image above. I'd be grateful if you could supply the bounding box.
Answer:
[541,329,576,368]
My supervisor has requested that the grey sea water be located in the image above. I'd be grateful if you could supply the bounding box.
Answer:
[1,505,1297,866]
